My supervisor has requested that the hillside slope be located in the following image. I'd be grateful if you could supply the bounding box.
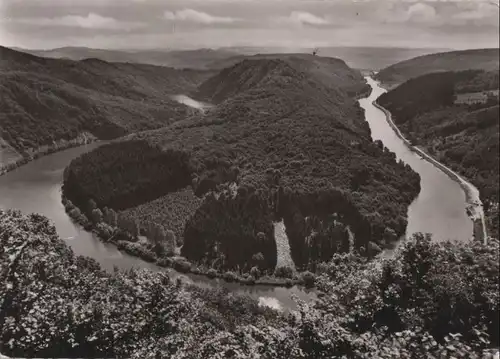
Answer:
[64,57,421,272]
[0,46,213,155]
[375,48,499,87]
[377,70,499,239]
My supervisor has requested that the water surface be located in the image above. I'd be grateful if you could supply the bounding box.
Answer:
[0,78,474,311]
[0,144,315,310]
[171,95,212,114]
[359,77,472,244]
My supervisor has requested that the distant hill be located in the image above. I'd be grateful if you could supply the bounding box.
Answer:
[207,48,450,72]
[64,55,421,272]
[12,46,240,69]
[217,46,450,71]
[304,47,451,71]
[375,49,500,87]
[15,46,450,71]
[377,70,499,239]
[0,46,212,155]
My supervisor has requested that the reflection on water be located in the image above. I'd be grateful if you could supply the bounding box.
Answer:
[259,297,283,311]
[171,94,212,113]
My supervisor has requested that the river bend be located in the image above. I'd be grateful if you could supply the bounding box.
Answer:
[0,78,475,310]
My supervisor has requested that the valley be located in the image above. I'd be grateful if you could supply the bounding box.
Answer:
[0,44,499,358]
[61,55,421,279]
[0,46,214,173]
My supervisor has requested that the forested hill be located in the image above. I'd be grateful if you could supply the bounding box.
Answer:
[375,48,499,87]
[0,46,213,154]
[377,70,499,239]
[64,56,421,272]
[199,53,370,98]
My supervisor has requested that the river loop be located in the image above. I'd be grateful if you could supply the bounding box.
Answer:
[0,77,477,310]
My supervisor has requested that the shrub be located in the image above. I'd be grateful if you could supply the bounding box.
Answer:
[252,252,265,266]
[63,199,74,211]
[241,274,256,285]
[223,271,239,282]
[96,223,114,240]
[367,241,382,257]
[68,207,82,219]
[117,241,156,262]
[207,268,218,279]
[301,271,316,288]
[157,257,173,268]
[91,208,103,224]
[250,266,261,279]
[274,265,294,279]
[173,258,192,273]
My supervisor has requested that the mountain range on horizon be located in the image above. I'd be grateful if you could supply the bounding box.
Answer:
[9,45,458,71]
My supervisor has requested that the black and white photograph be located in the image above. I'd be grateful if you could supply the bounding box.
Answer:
[0,0,499,358]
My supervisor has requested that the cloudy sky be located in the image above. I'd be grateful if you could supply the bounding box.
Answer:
[0,0,498,50]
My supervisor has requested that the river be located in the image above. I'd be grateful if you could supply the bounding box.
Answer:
[0,77,476,311]
[360,77,473,245]
[0,145,315,311]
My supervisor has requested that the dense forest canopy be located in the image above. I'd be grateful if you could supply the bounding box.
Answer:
[375,48,499,87]
[0,46,212,153]
[195,54,371,101]
[378,70,499,239]
[63,140,192,211]
[1,210,498,358]
[64,56,420,271]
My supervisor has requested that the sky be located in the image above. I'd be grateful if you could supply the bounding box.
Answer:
[0,0,498,50]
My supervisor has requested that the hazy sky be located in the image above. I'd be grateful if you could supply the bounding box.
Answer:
[1,0,498,50]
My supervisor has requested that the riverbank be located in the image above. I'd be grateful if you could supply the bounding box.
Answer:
[61,194,315,289]
[0,132,97,177]
[373,101,488,244]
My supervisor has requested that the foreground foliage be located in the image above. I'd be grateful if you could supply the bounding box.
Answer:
[1,210,498,358]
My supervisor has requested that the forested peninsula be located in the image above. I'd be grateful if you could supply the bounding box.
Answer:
[63,55,421,281]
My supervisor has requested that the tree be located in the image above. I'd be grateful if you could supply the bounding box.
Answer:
[108,209,117,227]
[88,199,97,214]
[274,265,294,279]
[383,227,397,244]
[252,252,265,267]
[91,208,103,224]
[165,230,176,255]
